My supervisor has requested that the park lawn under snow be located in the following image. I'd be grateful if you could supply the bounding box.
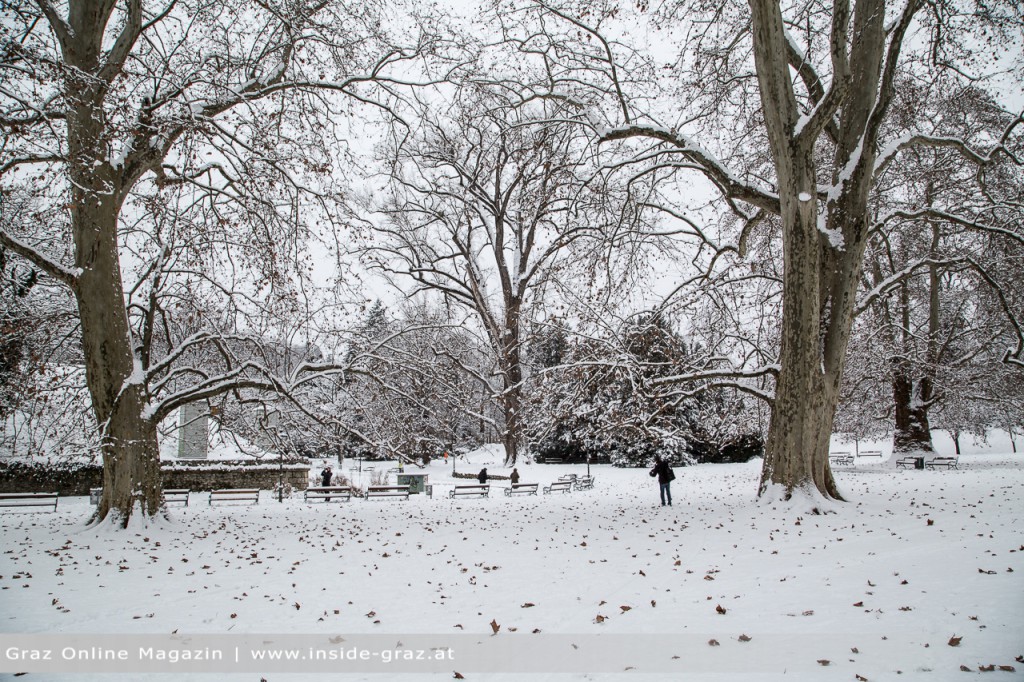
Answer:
[1,450,1022,681]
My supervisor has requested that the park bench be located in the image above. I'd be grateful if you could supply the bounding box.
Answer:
[365,485,410,501]
[543,480,573,495]
[304,486,352,503]
[895,457,919,469]
[542,457,564,464]
[926,456,959,470]
[0,492,59,511]
[163,489,190,506]
[857,450,883,460]
[574,476,595,491]
[449,484,490,499]
[829,452,854,466]
[558,474,577,482]
[504,483,539,496]
[209,488,260,505]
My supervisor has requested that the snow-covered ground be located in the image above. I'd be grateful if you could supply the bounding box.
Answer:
[1,449,1022,681]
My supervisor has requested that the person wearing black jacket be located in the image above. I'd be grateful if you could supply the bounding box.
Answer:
[649,456,675,506]
[477,468,488,484]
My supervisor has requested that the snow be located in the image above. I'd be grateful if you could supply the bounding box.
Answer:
[798,192,812,202]
[2,451,1022,680]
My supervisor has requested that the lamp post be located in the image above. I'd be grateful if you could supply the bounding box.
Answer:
[587,452,591,477]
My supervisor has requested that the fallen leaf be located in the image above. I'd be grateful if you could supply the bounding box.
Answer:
[960,666,973,672]
[948,635,962,647]
[716,604,727,615]
[453,673,465,679]
[998,666,1016,672]
[853,601,864,607]
[595,615,606,623]
[521,603,535,608]
[708,639,719,646]
[490,619,500,634]
[620,605,632,612]
[738,634,751,642]
[817,659,830,666]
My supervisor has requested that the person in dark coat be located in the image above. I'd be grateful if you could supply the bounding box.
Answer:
[649,456,674,506]
[510,468,520,485]
[321,466,333,487]
[477,468,488,484]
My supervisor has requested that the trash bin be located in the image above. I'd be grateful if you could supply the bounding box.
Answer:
[89,487,102,505]
[914,457,925,470]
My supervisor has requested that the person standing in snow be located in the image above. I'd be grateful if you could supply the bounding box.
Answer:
[510,468,520,485]
[477,468,488,484]
[649,456,675,506]
[321,465,333,487]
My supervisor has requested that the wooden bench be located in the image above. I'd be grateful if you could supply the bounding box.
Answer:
[163,489,190,506]
[926,456,959,470]
[558,474,577,482]
[304,486,352,503]
[858,450,883,459]
[209,488,260,505]
[574,476,595,491]
[542,457,564,464]
[504,483,539,496]
[895,457,918,469]
[543,480,573,495]
[365,485,410,501]
[829,452,854,466]
[0,492,59,511]
[449,484,489,499]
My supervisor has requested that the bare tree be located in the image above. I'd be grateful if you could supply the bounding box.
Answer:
[368,82,625,465]
[0,0,452,525]
[500,0,1023,503]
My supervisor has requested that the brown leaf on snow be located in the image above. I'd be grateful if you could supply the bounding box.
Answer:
[715,604,727,615]
[999,666,1016,672]
[853,601,864,607]
[521,603,535,608]
[738,634,751,642]
[651,600,657,608]
[855,675,868,681]
[490,619,500,634]
[595,615,607,623]
[979,664,995,672]
[947,635,962,647]
[960,666,972,672]
[453,673,465,679]
[707,639,720,646]
[620,605,632,612]
[817,659,831,666]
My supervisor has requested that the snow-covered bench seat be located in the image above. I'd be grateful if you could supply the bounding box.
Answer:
[163,489,190,506]
[895,457,918,469]
[449,484,490,499]
[829,453,854,466]
[574,476,595,491]
[209,488,260,505]
[304,486,352,503]
[365,485,409,501]
[504,483,539,496]
[926,457,959,470]
[544,480,573,495]
[0,492,59,511]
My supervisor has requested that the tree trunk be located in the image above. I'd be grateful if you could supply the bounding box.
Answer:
[64,17,162,525]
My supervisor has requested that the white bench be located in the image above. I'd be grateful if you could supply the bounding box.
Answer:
[304,486,352,503]
[504,483,539,496]
[365,485,410,500]
[0,492,59,511]
[544,480,573,495]
[449,484,489,499]
[857,450,883,460]
[895,457,918,469]
[926,456,959,470]
[209,488,260,505]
